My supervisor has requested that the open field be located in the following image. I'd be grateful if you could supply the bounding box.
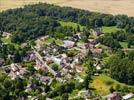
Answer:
[0,0,134,16]
[102,26,123,33]
[59,21,84,31]
[91,75,134,95]
[58,0,134,16]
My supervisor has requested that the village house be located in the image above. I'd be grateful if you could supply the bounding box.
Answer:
[8,63,27,80]
[84,90,92,99]
[88,38,96,44]
[51,56,61,65]
[35,59,48,71]
[90,48,103,56]
[39,76,53,85]
[63,40,75,48]
[0,58,4,66]
[96,64,101,70]
[73,32,82,42]
[74,64,83,73]
[74,75,84,83]
[90,28,102,37]
[2,32,12,38]
[107,92,122,100]
[123,93,134,100]
[85,42,95,49]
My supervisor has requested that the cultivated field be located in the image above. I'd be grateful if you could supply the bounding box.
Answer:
[0,0,134,16]
[0,0,66,11]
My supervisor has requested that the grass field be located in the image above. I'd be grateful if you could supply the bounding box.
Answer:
[102,26,122,33]
[59,21,84,31]
[0,0,134,16]
[91,75,134,96]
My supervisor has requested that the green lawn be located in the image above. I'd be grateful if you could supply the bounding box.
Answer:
[102,26,123,33]
[91,75,134,96]
[59,21,84,31]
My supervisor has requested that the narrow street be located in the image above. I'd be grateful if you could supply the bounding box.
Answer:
[33,48,57,76]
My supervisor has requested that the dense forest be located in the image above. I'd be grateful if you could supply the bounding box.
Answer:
[0,3,134,43]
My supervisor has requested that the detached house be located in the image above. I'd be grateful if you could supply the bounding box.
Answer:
[63,40,75,48]
[9,64,26,80]
[107,92,122,100]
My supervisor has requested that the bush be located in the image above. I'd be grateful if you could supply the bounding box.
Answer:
[105,80,114,85]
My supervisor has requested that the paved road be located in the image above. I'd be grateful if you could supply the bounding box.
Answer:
[32,47,57,76]
[0,65,10,69]
[122,49,134,51]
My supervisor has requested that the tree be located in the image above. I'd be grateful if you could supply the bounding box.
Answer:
[96,35,121,49]
[115,84,121,91]
[13,51,21,63]
[109,86,115,93]
[83,59,94,89]
[62,93,69,100]
[128,51,134,61]
[79,16,89,26]
[51,64,59,71]
[127,35,134,48]
[77,25,80,32]
[3,79,12,89]
[107,54,134,85]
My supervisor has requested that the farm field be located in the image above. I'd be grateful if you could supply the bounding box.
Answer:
[0,0,134,16]
[0,0,66,11]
